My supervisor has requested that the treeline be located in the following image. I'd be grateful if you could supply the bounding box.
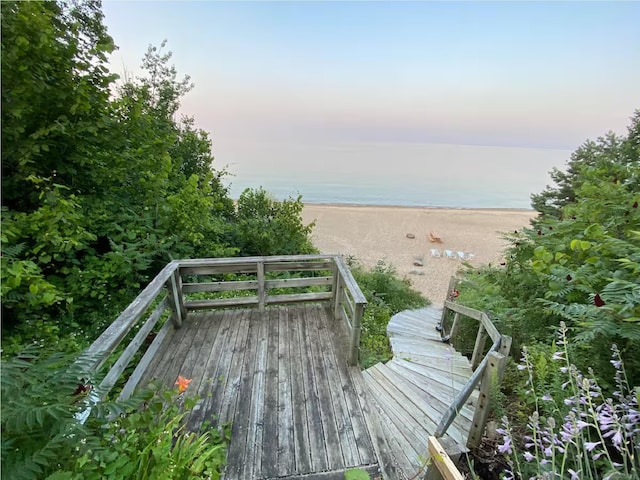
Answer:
[1,1,314,352]
[456,112,640,386]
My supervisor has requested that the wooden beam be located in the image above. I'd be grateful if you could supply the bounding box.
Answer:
[185,297,259,310]
[80,261,178,373]
[467,351,505,448]
[265,276,333,289]
[117,317,173,401]
[426,436,464,480]
[182,280,259,293]
[443,300,483,321]
[257,261,265,314]
[349,302,364,366]
[98,298,169,398]
[265,292,332,305]
[471,324,487,370]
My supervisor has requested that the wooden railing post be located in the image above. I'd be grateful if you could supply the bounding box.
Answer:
[257,261,266,314]
[471,324,487,370]
[467,351,505,448]
[334,275,342,321]
[166,268,184,328]
[349,302,364,365]
[449,312,461,344]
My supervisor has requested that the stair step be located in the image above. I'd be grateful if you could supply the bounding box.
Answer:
[382,361,470,447]
[371,363,440,434]
[391,358,479,407]
[365,366,431,452]
[388,359,476,423]
[364,373,422,476]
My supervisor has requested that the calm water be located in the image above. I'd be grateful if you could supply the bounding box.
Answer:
[220,141,571,209]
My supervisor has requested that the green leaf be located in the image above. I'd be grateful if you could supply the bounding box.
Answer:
[344,468,370,480]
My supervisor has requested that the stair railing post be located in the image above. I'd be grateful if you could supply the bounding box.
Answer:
[349,302,364,366]
[257,260,266,314]
[471,324,487,370]
[166,266,183,328]
[449,312,461,345]
[467,351,505,449]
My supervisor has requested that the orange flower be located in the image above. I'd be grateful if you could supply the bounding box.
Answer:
[175,375,192,393]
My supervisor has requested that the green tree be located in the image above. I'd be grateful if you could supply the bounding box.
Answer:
[234,188,316,256]
[458,111,640,386]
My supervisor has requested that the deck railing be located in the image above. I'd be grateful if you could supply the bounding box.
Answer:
[433,285,512,448]
[78,255,367,406]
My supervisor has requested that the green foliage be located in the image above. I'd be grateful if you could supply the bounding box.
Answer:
[456,111,640,387]
[234,187,316,256]
[344,468,371,480]
[1,2,243,350]
[349,259,428,368]
[1,348,227,480]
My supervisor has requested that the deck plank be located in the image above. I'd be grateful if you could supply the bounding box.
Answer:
[138,304,380,480]
[262,308,281,478]
[290,306,315,474]
[313,305,360,467]
[305,305,344,471]
[276,307,297,476]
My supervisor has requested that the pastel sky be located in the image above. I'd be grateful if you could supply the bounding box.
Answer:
[102,1,640,150]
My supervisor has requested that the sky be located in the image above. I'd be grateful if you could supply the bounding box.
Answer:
[102,1,640,152]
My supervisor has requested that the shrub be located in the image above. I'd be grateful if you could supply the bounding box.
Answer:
[1,348,228,480]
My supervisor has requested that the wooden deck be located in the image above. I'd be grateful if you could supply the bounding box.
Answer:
[141,304,381,480]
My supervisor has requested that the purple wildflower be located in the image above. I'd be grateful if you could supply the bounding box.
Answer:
[498,436,512,454]
[568,469,580,480]
[584,441,600,451]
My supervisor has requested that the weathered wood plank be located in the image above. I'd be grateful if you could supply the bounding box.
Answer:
[265,276,333,289]
[185,296,258,310]
[226,310,260,479]
[363,370,423,466]
[290,306,315,473]
[468,351,506,449]
[307,306,360,466]
[145,312,198,389]
[186,311,223,400]
[264,260,334,272]
[181,280,258,293]
[218,309,252,425]
[427,436,465,480]
[307,305,350,470]
[277,307,297,476]
[244,308,268,479]
[366,366,429,453]
[262,308,281,478]
[349,365,404,480]
[118,317,173,401]
[186,310,233,430]
[333,256,367,304]
[81,261,178,373]
[99,297,169,398]
[265,291,332,305]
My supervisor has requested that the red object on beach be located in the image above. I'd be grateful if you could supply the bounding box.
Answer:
[428,231,443,243]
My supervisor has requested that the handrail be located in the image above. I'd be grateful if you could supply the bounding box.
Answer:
[434,282,511,448]
[77,255,367,408]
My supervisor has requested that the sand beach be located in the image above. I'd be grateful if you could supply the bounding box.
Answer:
[301,204,536,304]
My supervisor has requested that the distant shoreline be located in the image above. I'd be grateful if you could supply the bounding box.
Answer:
[302,201,535,214]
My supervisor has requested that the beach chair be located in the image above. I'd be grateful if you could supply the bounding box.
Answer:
[444,250,456,260]
[430,249,441,258]
[457,251,465,260]
[428,231,443,243]
[465,253,475,261]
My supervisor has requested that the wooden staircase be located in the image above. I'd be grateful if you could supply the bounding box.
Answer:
[363,305,479,477]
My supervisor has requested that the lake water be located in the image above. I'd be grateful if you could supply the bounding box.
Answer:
[220,141,571,209]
